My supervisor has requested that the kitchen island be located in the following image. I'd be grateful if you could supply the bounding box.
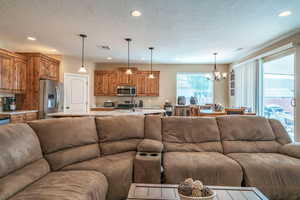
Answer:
[47,109,165,118]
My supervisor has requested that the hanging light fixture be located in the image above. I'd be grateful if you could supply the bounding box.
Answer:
[206,53,227,81]
[78,34,87,73]
[125,38,132,75]
[148,47,155,79]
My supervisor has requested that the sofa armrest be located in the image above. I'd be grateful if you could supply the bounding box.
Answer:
[279,143,300,159]
[137,139,163,153]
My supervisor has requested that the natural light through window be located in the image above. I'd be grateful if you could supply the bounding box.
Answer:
[263,54,295,141]
[176,73,213,105]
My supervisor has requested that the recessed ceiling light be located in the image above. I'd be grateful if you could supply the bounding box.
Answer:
[50,49,57,52]
[278,10,292,17]
[27,36,36,41]
[107,57,112,60]
[131,10,142,17]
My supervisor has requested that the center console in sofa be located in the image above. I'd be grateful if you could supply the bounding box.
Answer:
[0,115,299,200]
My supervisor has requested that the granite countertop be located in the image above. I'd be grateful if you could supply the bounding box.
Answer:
[0,110,38,115]
[47,109,165,117]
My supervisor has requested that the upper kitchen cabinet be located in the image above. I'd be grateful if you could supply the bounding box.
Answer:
[94,70,117,96]
[117,67,138,86]
[32,54,59,80]
[12,57,27,93]
[94,68,159,97]
[0,49,27,93]
[136,71,160,96]
[17,53,60,110]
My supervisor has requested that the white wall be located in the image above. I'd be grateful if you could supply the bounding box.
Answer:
[94,63,229,107]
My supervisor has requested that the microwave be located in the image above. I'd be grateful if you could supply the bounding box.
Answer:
[117,86,136,97]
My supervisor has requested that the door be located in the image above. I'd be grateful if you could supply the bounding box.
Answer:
[262,53,295,140]
[64,73,88,112]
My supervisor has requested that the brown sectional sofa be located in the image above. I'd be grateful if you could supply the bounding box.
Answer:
[0,115,299,200]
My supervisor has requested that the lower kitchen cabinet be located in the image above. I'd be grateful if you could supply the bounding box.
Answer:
[1,111,38,124]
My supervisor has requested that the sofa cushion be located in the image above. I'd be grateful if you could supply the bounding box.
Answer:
[0,123,43,178]
[162,117,223,152]
[217,116,281,154]
[228,153,300,200]
[145,115,162,141]
[62,151,136,200]
[137,139,164,153]
[9,170,108,200]
[0,124,50,200]
[28,117,100,170]
[0,159,50,200]
[279,143,300,159]
[96,116,144,155]
[163,152,242,186]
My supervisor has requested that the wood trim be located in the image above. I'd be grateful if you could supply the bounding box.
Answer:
[0,48,27,60]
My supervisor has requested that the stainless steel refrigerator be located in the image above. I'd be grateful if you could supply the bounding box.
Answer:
[39,80,64,119]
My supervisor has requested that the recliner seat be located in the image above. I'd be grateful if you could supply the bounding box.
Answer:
[161,117,243,186]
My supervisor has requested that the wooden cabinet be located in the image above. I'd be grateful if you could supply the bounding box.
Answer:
[136,71,160,96]
[17,53,60,110]
[25,112,38,121]
[0,55,13,90]
[94,71,117,96]
[0,49,27,93]
[10,114,26,123]
[40,57,59,80]
[12,57,27,93]
[2,111,38,124]
[94,68,159,97]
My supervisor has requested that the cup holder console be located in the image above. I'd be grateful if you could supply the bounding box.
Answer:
[135,152,161,183]
[138,152,159,157]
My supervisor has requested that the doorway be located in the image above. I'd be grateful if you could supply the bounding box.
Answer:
[262,54,295,140]
[64,73,89,112]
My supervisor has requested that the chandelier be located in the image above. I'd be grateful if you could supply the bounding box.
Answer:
[206,53,227,81]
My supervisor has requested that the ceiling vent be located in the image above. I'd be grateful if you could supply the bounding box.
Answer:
[97,45,111,50]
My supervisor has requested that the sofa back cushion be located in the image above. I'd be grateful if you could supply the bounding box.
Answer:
[28,117,100,170]
[96,115,145,155]
[216,116,281,154]
[0,124,50,200]
[162,117,223,152]
[145,115,162,141]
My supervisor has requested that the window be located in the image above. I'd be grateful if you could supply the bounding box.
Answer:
[176,73,214,105]
[262,54,295,140]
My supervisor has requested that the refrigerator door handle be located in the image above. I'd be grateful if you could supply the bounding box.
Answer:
[55,86,60,108]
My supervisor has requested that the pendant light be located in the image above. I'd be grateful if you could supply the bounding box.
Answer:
[148,47,155,79]
[125,38,132,75]
[78,34,87,73]
[206,53,227,81]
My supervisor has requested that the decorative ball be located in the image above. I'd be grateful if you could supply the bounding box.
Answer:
[178,182,193,196]
[192,188,202,197]
[201,186,213,197]
[192,180,204,190]
[184,178,194,185]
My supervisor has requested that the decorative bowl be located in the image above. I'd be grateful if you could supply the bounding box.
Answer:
[178,191,216,200]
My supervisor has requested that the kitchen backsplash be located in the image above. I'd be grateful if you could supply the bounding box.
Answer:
[94,96,167,108]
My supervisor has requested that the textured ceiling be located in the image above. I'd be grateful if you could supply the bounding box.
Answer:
[0,0,300,64]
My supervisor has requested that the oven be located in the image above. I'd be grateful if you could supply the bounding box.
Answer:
[117,86,136,97]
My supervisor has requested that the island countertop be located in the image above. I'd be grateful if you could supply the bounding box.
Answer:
[47,109,165,117]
